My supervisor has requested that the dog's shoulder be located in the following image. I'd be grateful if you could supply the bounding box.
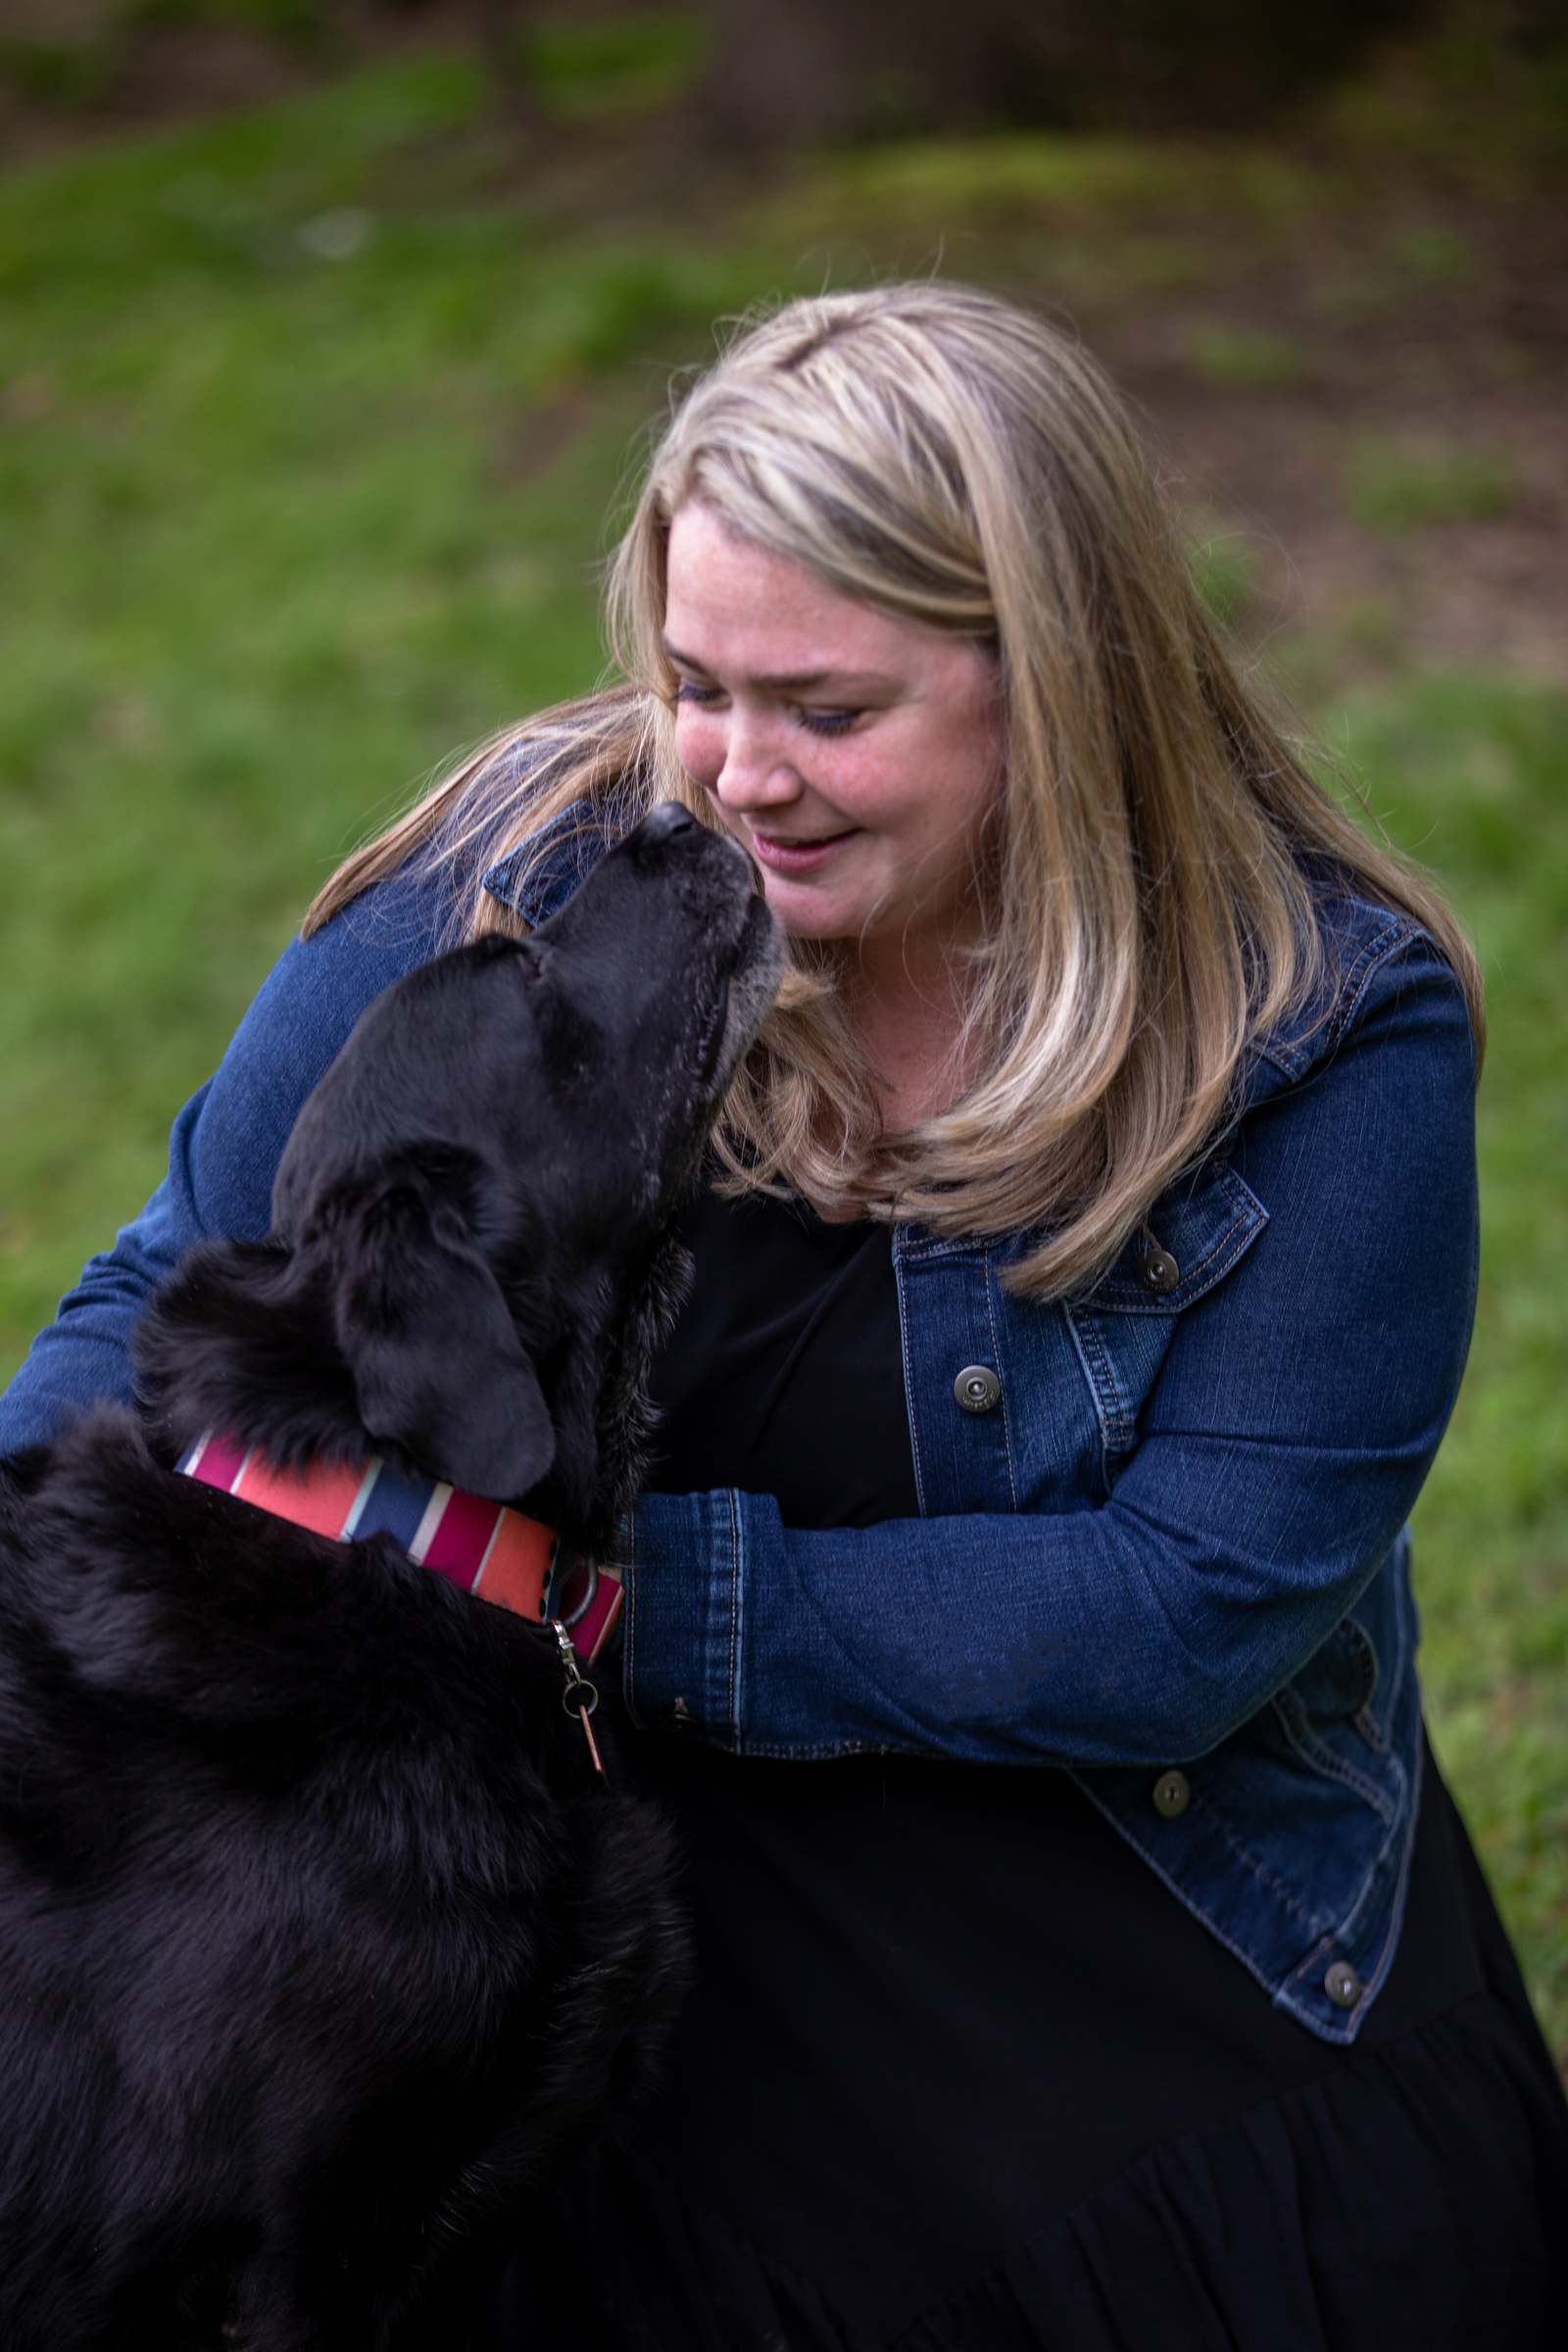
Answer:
[3,1408,570,1798]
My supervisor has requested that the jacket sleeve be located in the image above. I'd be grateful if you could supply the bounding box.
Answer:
[622,939,1481,1766]
[0,867,451,1456]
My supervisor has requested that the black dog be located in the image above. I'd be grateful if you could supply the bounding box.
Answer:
[0,804,782,2352]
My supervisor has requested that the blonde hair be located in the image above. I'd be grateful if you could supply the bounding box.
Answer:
[306,284,1483,1298]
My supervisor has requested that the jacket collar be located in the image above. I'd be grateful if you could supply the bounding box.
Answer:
[480,798,621,930]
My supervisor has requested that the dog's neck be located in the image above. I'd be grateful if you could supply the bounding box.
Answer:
[176,1432,623,1665]
[133,1217,692,1564]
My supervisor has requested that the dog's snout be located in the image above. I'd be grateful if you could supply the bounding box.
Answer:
[638,802,698,845]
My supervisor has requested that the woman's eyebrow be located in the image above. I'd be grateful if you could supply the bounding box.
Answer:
[662,639,713,674]
[662,642,893,695]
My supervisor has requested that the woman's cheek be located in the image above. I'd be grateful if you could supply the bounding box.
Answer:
[674,709,723,791]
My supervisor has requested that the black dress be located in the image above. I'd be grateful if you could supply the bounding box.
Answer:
[484,1188,1568,2352]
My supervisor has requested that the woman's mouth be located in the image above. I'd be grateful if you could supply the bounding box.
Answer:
[748,828,858,878]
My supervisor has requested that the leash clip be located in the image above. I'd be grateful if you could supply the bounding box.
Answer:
[549,1617,608,1785]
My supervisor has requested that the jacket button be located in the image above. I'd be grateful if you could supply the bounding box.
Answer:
[1324,1960,1363,2010]
[1138,1243,1180,1295]
[954,1364,1002,1415]
[1152,1769,1191,1818]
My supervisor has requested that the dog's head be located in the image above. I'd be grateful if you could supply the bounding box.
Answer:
[137,805,782,1540]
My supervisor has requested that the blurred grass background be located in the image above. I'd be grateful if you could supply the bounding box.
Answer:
[0,11,1564,2062]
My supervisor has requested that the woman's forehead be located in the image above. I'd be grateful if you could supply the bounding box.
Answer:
[663,503,957,680]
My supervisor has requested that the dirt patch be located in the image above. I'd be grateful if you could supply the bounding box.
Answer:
[1067,193,1568,684]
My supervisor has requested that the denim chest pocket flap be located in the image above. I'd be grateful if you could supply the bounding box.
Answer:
[1063,1158,1269,1494]
[910,1157,1271,1520]
[1084,1158,1269,1314]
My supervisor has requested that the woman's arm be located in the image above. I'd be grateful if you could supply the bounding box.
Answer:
[623,939,1481,1766]
[0,865,451,1456]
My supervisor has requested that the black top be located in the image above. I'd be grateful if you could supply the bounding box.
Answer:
[485,1187,1568,2352]
[646,1182,919,1534]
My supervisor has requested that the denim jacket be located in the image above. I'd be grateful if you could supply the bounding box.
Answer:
[0,804,1480,2046]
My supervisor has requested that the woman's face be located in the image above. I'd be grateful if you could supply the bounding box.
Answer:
[663,502,1004,961]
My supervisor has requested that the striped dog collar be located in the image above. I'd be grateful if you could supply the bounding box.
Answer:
[175,1431,623,1667]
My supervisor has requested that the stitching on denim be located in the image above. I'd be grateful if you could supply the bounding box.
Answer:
[1318,1739,1421,2005]
[1091,1216,1255,1308]
[1282,1932,1339,1995]
[1169,1165,1268,1283]
[1185,1787,1327,1929]
[744,1738,906,1760]
[1250,1032,1314,1080]
[901,1234,988,1264]
[1284,1612,1382,1744]
[892,1237,928,1518]
[1090,1166,1268,1310]
[1126,1776,1327,1931]
[1348,1614,1380,1707]
[981,1252,1019,1513]
[1087,1315,1131,1448]
[1092,1185,1260,1303]
[1278,1740,1408,1981]
[1321,1746,1409,1950]
[1248,906,1415,1083]
[1067,1773,1326,2013]
[1269,1690,1398,1820]
[725,1489,741,1754]
[1339,1613,1384,1746]
[1060,1307,1113,1494]
[1323,914,1421,1054]
[1071,1308,1134,1457]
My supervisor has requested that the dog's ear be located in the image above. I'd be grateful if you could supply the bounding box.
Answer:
[330,1180,556,1503]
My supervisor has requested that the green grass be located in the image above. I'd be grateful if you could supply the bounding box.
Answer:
[1334,678,1568,2058]
[1346,436,1516,533]
[1188,525,1265,627]
[0,55,777,1349]
[1185,324,1309,389]
[521,11,710,120]
[0,50,1563,2064]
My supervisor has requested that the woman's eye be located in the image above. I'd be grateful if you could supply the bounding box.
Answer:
[799,708,858,737]
[673,680,719,710]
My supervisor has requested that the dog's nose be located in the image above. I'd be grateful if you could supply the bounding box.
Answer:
[639,802,698,844]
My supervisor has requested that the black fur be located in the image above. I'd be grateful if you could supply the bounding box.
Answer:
[0,806,783,2352]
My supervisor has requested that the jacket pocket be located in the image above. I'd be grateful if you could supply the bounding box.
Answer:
[1289,1612,1380,1726]
[1062,1157,1269,1494]
[1070,1540,1421,2045]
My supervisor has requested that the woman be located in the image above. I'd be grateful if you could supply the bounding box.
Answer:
[4,285,1565,2347]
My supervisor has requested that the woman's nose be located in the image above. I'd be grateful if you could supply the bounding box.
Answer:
[712,712,801,812]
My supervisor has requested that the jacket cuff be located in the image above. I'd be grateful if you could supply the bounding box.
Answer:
[622,1489,751,1745]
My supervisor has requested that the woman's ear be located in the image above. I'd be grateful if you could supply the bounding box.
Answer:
[332,1180,556,1505]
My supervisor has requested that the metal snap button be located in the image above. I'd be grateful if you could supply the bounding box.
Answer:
[954,1364,1002,1415]
[1152,1768,1191,1818]
[1324,1960,1362,2010]
[1138,1242,1180,1296]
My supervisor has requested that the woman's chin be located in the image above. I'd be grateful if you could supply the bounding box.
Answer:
[761,874,856,940]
